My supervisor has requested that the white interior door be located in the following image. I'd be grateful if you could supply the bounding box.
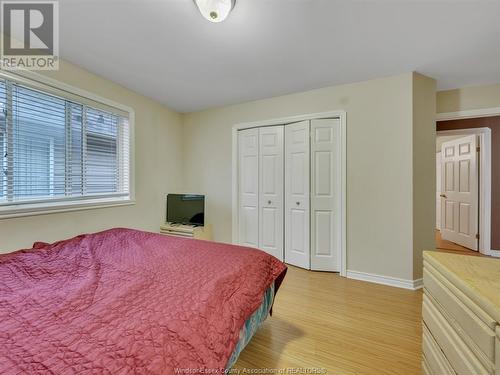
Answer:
[259,126,284,260]
[238,128,259,248]
[285,121,310,269]
[440,135,478,250]
[310,119,341,271]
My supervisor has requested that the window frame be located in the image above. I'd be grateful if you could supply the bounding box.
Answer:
[0,69,135,219]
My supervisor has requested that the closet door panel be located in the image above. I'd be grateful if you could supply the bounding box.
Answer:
[259,126,284,260]
[311,119,341,271]
[238,128,259,248]
[285,121,310,269]
[290,208,307,252]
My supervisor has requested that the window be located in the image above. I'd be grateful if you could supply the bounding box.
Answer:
[0,73,131,216]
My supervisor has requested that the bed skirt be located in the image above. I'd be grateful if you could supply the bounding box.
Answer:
[226,283,275,369]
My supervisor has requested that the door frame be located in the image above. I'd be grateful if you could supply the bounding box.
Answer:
[436,151,441,231]
[231,110,347,276]
[436,127,493,256]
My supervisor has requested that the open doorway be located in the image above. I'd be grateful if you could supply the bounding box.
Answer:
[435,118,496,257]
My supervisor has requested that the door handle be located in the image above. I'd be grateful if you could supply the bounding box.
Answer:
[440,194,447,198]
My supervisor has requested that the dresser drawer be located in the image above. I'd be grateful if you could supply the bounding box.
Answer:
[423,294,490,374]
[423,357,432,375]
[424,266,496,361]
[423,323,456,375]
[496,327,500,374]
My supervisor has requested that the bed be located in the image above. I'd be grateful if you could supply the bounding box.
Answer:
[0,228,287,374]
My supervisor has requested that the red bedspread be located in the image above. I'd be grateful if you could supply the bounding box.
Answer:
[0,228,287,374]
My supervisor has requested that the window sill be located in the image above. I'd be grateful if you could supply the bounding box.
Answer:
[0,196,135,220]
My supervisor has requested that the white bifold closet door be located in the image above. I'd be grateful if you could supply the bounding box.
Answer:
[238,119,341,271]
[237,128,260,248]
[258,126,284,260]
[284,121,310,269]
[238,126,284,260]
[310,119,341,272]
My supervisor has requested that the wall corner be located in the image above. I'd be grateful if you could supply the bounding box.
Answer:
[412,73,437,280]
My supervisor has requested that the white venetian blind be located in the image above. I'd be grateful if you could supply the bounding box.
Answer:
[0,81,6,203]
[0,76,130,208]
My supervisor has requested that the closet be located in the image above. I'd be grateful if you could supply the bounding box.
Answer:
[236,118,341,272]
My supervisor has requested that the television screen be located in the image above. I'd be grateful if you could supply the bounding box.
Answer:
[167,194,205,225]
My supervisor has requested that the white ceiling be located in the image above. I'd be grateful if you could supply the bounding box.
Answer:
[60,0,500,113]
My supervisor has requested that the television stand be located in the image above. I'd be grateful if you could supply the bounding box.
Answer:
[160,223,213,241]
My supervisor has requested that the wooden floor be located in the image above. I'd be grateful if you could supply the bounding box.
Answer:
[435,230,481,256]
[234,266,423,374]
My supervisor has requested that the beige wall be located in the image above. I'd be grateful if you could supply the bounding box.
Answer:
[437,83,500,113]
[0,60,183,253]
[0,65,438,283]
[412,73,437,279]
[182,73,434,281]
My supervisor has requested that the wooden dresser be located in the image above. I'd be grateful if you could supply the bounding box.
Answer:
[422,251,500,375]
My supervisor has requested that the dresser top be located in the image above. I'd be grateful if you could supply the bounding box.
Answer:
[424,251,500,322]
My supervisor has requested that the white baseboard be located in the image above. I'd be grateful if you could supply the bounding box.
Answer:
[346,270,423,290]
[487,249,500,258]
[413,278,423,290]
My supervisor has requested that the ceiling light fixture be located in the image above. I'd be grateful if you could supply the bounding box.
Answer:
[194,0,236,23]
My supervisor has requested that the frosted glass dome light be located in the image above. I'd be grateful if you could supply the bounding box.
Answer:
[194,0,236,23]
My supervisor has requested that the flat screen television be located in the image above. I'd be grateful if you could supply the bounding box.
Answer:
[166,194,205,226]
